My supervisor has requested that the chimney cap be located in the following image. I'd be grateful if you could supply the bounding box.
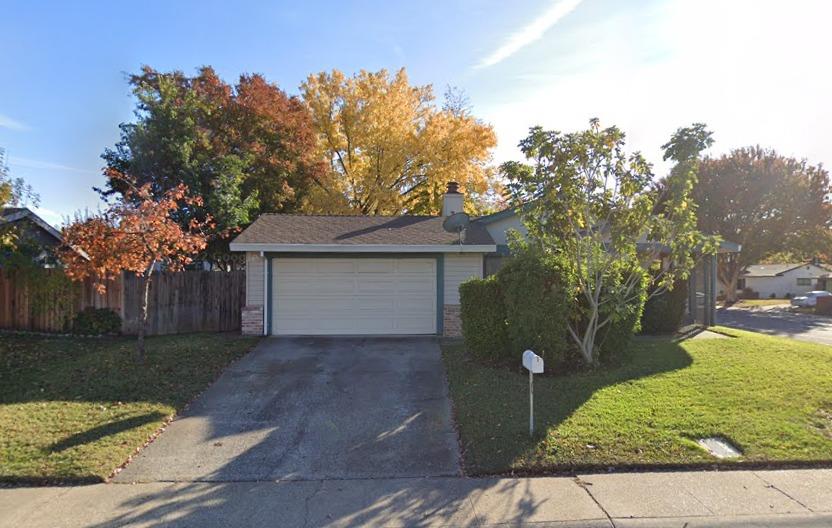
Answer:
[446,181,460,194]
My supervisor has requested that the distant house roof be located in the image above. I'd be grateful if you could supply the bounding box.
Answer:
[743,262,831,277]
[0,207,62,242]
[229,214,496,253]
[476,205,742,254]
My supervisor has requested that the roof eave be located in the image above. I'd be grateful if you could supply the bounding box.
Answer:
[1,209,63,242]
[229,243,497,254]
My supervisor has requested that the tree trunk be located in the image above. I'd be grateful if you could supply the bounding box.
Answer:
[718,254,741,303]
[724,265,741,303]
[136,270,153,363]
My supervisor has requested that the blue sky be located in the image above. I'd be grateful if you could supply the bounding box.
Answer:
[2,0,830,226]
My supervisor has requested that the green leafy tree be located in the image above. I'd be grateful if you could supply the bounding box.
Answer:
[693,147,832,301]
[0,148,38,210]
[100,66,326,266]
[503,119,716,365]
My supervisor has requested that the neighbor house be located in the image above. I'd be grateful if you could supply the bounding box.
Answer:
[0,207,63,266]
[230,183,739,336]
[740,262,831,299]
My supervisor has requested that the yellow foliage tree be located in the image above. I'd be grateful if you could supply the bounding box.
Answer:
[300,68,499,215]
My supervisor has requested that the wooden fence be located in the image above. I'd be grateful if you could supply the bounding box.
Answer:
[0,269,245,335]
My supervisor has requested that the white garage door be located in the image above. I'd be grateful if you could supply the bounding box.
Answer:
[272,258,437,335]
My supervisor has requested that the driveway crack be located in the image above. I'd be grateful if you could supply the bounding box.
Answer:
[302,479,326,528]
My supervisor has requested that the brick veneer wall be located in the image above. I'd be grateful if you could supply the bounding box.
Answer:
[241,305,264,335]
[443,304,462,337]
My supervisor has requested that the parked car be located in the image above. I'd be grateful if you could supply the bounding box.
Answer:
[791,291,832,307]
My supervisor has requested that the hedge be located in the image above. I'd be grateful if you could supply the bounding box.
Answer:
[640,280,688,335]
[458,248,649,371]
[497,249,573,370]
[459,276,508,361]
[71,307,122,336]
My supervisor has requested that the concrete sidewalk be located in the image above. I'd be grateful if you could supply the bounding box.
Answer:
[2,469,832,527]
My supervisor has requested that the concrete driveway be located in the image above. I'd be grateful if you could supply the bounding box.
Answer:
[718,306,832,346]
[115,336,460,482]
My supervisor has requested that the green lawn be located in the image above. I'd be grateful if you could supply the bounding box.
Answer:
[0,333,259,484]
[443,327,832,475]
[733,299,790,307]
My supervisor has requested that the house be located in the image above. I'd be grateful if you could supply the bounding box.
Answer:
[230,183,739,336]
[0,207,63,265]
[740,262,831,298]
[230,183,496,336]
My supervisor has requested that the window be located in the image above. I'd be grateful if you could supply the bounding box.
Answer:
[797,278,812,286]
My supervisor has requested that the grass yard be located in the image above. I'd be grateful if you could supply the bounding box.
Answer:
[443,327,832,475]
[0,332,259,484]
[732,299,790,307]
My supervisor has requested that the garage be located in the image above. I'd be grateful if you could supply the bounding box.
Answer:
[272,257,437,335]
[229,205,496,337]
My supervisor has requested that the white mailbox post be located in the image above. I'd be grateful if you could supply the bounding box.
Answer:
[522,349,544,436]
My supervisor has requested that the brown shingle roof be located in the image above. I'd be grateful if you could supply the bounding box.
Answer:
[232,214,494,246]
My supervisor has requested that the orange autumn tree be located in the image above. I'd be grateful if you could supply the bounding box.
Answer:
[62,173,211,361]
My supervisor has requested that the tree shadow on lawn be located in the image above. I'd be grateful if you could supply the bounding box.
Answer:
[48,411,167,453]
[446,337,695,475]
[0,332,255,484]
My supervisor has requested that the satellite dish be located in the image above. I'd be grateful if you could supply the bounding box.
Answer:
[442,212,470,233]
[442,212,470,246]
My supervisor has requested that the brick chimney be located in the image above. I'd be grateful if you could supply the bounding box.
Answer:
[442,181,464,217]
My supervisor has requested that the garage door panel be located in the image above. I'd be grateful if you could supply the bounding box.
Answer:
[396,276,435,290]
[277,316,398,335]
[272,258,436,335]
[398,260,435,273]
[397,296,435,313]
[277,280,354,296]
[356,276,396,293]
[356,260,396,273]
[315,260,358,273]
[276,260,312,273]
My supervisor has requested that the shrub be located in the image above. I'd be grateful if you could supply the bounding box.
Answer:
[71,307,122,335]
[641,280,688,335]
[459,276,508,361]
[497,247,573,371]
[579,266,647,365]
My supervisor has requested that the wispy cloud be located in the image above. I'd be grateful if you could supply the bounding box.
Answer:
[32,206,65,228]
[8,156,97,175]
[475,0,585,69]
[0,113,30,131]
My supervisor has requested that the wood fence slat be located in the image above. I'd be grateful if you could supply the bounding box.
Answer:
[0,270,244,335]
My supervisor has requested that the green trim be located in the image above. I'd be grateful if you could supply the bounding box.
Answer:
[436,255,444,336]
[266,257,273,335]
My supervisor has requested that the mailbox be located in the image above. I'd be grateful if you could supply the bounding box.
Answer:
[522,349,543,437]
[522,349,544,374]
